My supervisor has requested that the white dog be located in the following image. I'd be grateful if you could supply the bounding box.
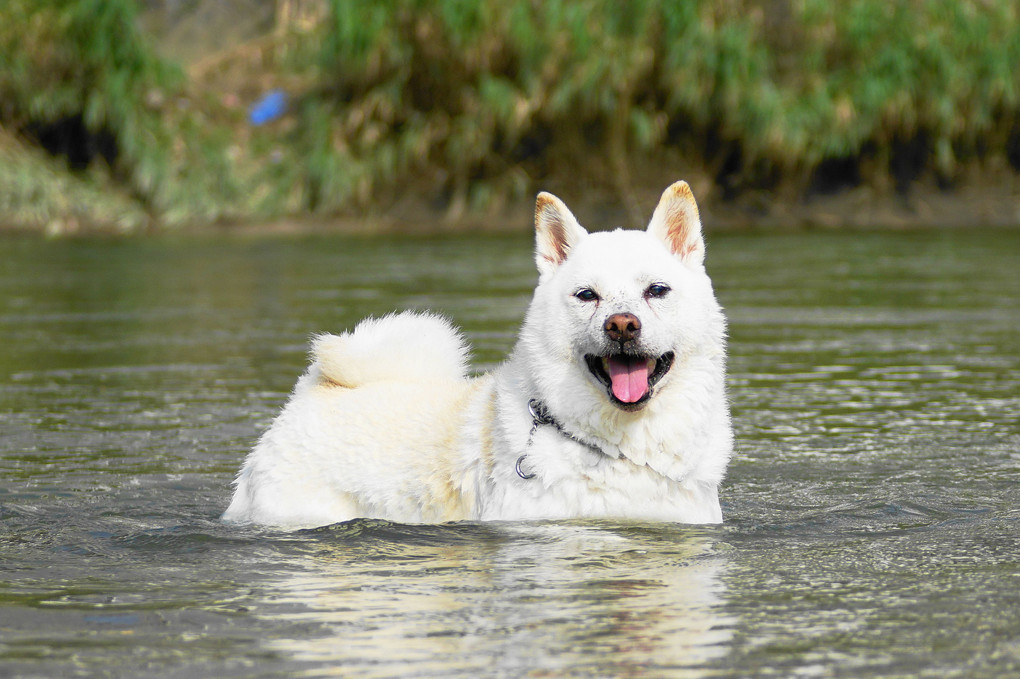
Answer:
[223,182,733,528]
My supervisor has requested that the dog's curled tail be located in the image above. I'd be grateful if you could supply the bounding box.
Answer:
[311,311,470,388]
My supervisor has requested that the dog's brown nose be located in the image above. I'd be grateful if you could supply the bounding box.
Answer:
[604,313,641,343]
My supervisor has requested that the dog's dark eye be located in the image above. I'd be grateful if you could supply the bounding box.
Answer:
[645,283,671,299]
[574,288,599,302]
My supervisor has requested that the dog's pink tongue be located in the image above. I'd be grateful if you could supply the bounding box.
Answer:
[607,356,650,403]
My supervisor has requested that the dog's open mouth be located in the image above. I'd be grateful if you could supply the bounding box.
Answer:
[584,352,675,409]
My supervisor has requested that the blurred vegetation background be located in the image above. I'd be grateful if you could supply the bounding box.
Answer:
[1,0,1018,234]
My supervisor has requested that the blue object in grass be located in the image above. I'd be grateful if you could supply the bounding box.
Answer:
[249,90,288,125]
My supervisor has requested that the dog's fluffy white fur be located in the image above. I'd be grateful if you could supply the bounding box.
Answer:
[223,182,733,528]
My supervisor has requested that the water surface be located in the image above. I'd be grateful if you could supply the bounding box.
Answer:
[1,228,1018,677]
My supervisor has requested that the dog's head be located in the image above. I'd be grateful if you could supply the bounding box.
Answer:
[521,182,725,415]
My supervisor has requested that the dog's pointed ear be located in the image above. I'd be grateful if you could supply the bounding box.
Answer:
[534,192,587,275]
[647,181,705,265]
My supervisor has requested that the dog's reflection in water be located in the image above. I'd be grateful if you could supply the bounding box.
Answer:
[261,520,734,674]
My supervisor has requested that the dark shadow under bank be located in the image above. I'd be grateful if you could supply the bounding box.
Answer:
[115,181,1020,237]
[5,176,1017,238]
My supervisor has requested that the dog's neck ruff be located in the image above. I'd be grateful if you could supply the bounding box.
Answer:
[515,398,608,480]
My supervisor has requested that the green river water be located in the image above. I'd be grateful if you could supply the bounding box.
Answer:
[1,228,1018,678]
